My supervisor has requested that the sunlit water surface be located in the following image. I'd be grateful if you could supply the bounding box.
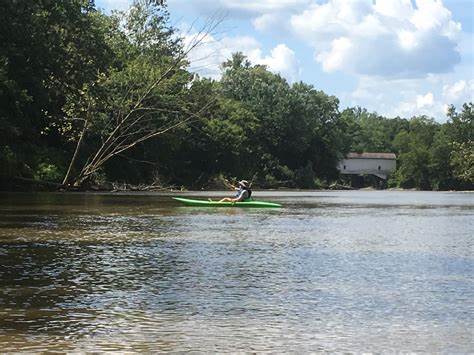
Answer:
[0,191,473,352]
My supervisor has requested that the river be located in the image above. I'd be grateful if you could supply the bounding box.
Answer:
[0,191,473,352]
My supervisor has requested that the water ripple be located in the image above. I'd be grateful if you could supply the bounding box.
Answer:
[0,191,473,352]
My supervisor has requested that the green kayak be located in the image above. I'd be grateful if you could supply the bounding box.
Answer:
[173,197,281,208]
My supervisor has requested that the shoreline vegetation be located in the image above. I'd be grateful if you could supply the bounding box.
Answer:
[4,175,472,193]
[2,174,353,192]
[1,1,472,193]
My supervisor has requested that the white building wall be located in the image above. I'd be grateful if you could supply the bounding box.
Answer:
[338,158,396,176]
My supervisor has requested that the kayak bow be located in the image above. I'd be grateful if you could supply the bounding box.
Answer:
[173,197,281,208]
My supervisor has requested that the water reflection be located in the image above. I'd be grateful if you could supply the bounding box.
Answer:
[0,191,473,352]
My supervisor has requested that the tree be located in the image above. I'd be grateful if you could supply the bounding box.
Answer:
[0,0,113,181]
[219,53,344,186]
[447,103,474,186]
[62,1,219,186]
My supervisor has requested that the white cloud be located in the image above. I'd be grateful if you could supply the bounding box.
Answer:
[218,0,310,13]
[443,80,466,100]
[347,72,473,120]
[183,32,300,82]
[416,92,434,108]
[398,30,418,50]
[410,0,460,39]
[443,80,474,103]
[397,91,443,118]
[290,0,462,78]
[260,44,301,81]
[374,0,413,18]
[170,0,310,18]
[316,37,353,72]
[252,13,282,31]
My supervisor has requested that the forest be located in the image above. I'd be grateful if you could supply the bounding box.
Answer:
[1,0,472,191]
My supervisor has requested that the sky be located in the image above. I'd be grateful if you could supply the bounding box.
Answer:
[96,0,473,121]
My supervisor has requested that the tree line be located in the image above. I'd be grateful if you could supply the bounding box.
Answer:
[0,0,472,191]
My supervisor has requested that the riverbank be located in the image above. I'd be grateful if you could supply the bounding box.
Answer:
[3,177,472,193]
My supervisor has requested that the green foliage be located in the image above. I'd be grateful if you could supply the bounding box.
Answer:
[35,163,63,182]
[392,117,439,189]
[342,107,409,153]
[295,162,316,189]
[0,0,113,186]
[59,1,195,186]
[350,106,473,190]
[0,146,19,178]
[447,103,474,185]
[217,53,345,186]
[451,141,474,184]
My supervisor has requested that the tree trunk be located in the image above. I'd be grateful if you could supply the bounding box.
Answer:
[62,116,89,186]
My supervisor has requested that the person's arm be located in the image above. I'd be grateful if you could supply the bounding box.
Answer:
[224,179,238,190]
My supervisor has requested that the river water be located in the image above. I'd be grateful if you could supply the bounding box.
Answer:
[0,191,473,352]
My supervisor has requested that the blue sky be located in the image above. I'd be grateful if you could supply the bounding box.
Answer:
[96,0,473,121]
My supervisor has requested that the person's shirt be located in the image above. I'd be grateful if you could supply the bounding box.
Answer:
[235,187,250,201]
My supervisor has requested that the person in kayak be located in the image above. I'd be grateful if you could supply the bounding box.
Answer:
[219,179,252,203]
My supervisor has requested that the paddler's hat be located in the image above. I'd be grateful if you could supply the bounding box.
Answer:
[238,180,249,188]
